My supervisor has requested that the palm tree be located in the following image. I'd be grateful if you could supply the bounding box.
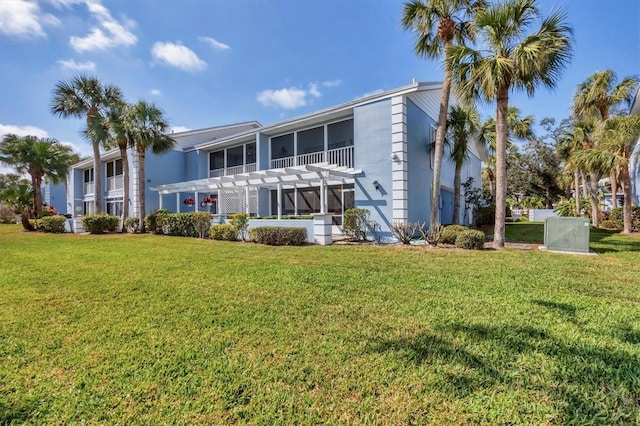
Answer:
[125,100,175,232]
[569,119,603,226]
[86,100,132,232]
[446,104,480,223]
[0,134,74,218]
[401,0,486,230]
[557,124,583,216]
[593,115,640,233]
[573,70,639,209]
[51,75,123,214]
[450,0,573,248]
[0,178,34,231]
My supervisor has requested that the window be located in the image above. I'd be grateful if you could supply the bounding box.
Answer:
[328,119,354,150]
[271,133,294,159]
[297,126,324,154]
[209,150,224,170]
[106,199,123,217]
[83,168,94,183]
[246,143,256,164]
[106,159,123,177]
[227,146,244,168]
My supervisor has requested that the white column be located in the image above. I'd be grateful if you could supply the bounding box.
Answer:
[277,184,282,220]
[294,188,298,216]
[245,187,250,214]
[320,179,326,214]
[391,96,409,223]
[176,193,181,213]
[195,191,199,212]
[159,193,163,210]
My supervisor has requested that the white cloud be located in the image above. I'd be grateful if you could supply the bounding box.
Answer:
[58,59,96,71]
[170,126,191,134]
[198,36,231,51]
[150,89,161,96]
[0,0,60,38]
[0,123,49,139]
[69,1,137,52]
[151,42,207,72]
[322,79,342,88]
[257,83,323,110]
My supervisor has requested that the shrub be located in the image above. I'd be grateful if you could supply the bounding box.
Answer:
[39,215,66,233]
[164,213,197,237]
[209,224,238,241]
[0,204,16,223]
[192,212,212,238]
[599,219,623,231]
[474,206,495,227]
[82,214,119,234]
[422,223,444,247]
[455,229,486,250]
[390,221,423,244]
[255,215,313,220]
[439,225,469,245]
[124,216,140,233]
[343,208,370,241]
[229,213,250,241]
[249,226,307,246]
[610,207,640,231]
[145,209,171,234]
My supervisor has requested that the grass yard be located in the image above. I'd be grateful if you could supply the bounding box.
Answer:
[1,224,639,424]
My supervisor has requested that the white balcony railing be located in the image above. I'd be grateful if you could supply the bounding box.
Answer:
[84,182,94,195]
[209,163,257,178]
[270,146,354,169]
[107,175,124,191]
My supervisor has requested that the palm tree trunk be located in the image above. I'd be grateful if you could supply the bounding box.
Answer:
[493,87,509,248]
[620,167,633,233]
[610,168,618,208]
[32,174,43,218]
[589,171,599,227]
[429,41,453,230]
[137,148,146,233]
[580,171,589,199]
[118,143,130,232]
[574,169,581,217]
[92,142,103,214]
[452,162,462,225]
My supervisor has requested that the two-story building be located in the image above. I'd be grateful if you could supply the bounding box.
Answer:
[66,81,486,240]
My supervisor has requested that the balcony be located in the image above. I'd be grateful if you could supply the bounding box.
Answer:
[107,175,124,191]
[209,163,257,178]
[84,182,94,195]
[270,146,354,169]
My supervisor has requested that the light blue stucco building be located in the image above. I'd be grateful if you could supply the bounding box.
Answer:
[66,82,485,240]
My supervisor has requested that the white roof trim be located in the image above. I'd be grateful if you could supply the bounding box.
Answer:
[150,163,363,194]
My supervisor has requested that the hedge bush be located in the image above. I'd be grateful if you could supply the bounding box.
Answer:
[82,214,119,234]
[249,226,307,246]
[124,216,140,233]
[229,213,249,241]
[599,219,623,231]
[255,215,313,220]
[39,215,66,233]
[163,213,197,237]
[455,229,486,250]
[209,223,238,241]
[610,207,640,231]
[192,212,212,238]
[439,225,469,245]
[343,208,370,241]
[145,209,171,234]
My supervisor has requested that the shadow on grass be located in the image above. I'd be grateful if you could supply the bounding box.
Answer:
[369,321,639,423]
[588,228,640,254]
[531,299,578,323]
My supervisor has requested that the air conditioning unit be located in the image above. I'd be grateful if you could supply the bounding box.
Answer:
[542,217,590,254]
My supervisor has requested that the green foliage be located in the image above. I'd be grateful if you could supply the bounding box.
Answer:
[0,204,15,223]
[475,206,495,227]
[144,209,170,234]
[439,225,470,245]
[163,213,197,237]
[249,226,307,246]
[554,197,590,218]
[343,208,370,241]
[521,195,545,209]
[455,229,486,250]
[610,207,640,231]
[209,223,238,241]
[124,216,140,233]
[38,215,67,233]
[82,214,119,234]
[255,215,313,220]
[599,220,622,231]
[191,212,211,239]
[229,213,249,241]
[518,215,529,222]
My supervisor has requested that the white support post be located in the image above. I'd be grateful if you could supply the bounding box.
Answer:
[195,191,199,212]
[159,193,163,210]
[176,193,181,213]
[320,178,326,214]
[294,188,298,216]
[245,186,250,215]
[277,183,282,220]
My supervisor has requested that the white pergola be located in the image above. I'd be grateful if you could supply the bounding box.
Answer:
[150,163,363,219]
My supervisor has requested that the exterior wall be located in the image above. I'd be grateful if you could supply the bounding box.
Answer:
[45,182,67,214]
[257,133,271,216]
[632,138,640,205]
[138,150,185,214]
[183,150,200,181]
[353,99,393,240]
[406,98,435,226]
[69,167,85,216]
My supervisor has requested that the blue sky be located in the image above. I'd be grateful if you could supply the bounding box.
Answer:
[0,0,638,175]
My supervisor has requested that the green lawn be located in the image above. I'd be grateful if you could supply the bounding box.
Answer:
[1,224,639,424]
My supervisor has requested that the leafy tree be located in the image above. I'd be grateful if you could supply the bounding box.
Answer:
[124,100,175,232]
[51,75,123,214]
[0,177,34,230]
[446,104,480,223]
[573,70,639,208]
[401,0,486,230]
[450,0,573,248]
[0,134,74,218]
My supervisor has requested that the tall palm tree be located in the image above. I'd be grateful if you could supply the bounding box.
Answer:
[569,119,602,226]
[557,124,583,216]
[0,134,74,218]
[573,70,639,208]
[401,0,486,230]
[593,115,640,233]
[86,100,132,232]
[51,75,123,214]
[446,104,480,223]
[450,0,573,248]
[125,100,175,232]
